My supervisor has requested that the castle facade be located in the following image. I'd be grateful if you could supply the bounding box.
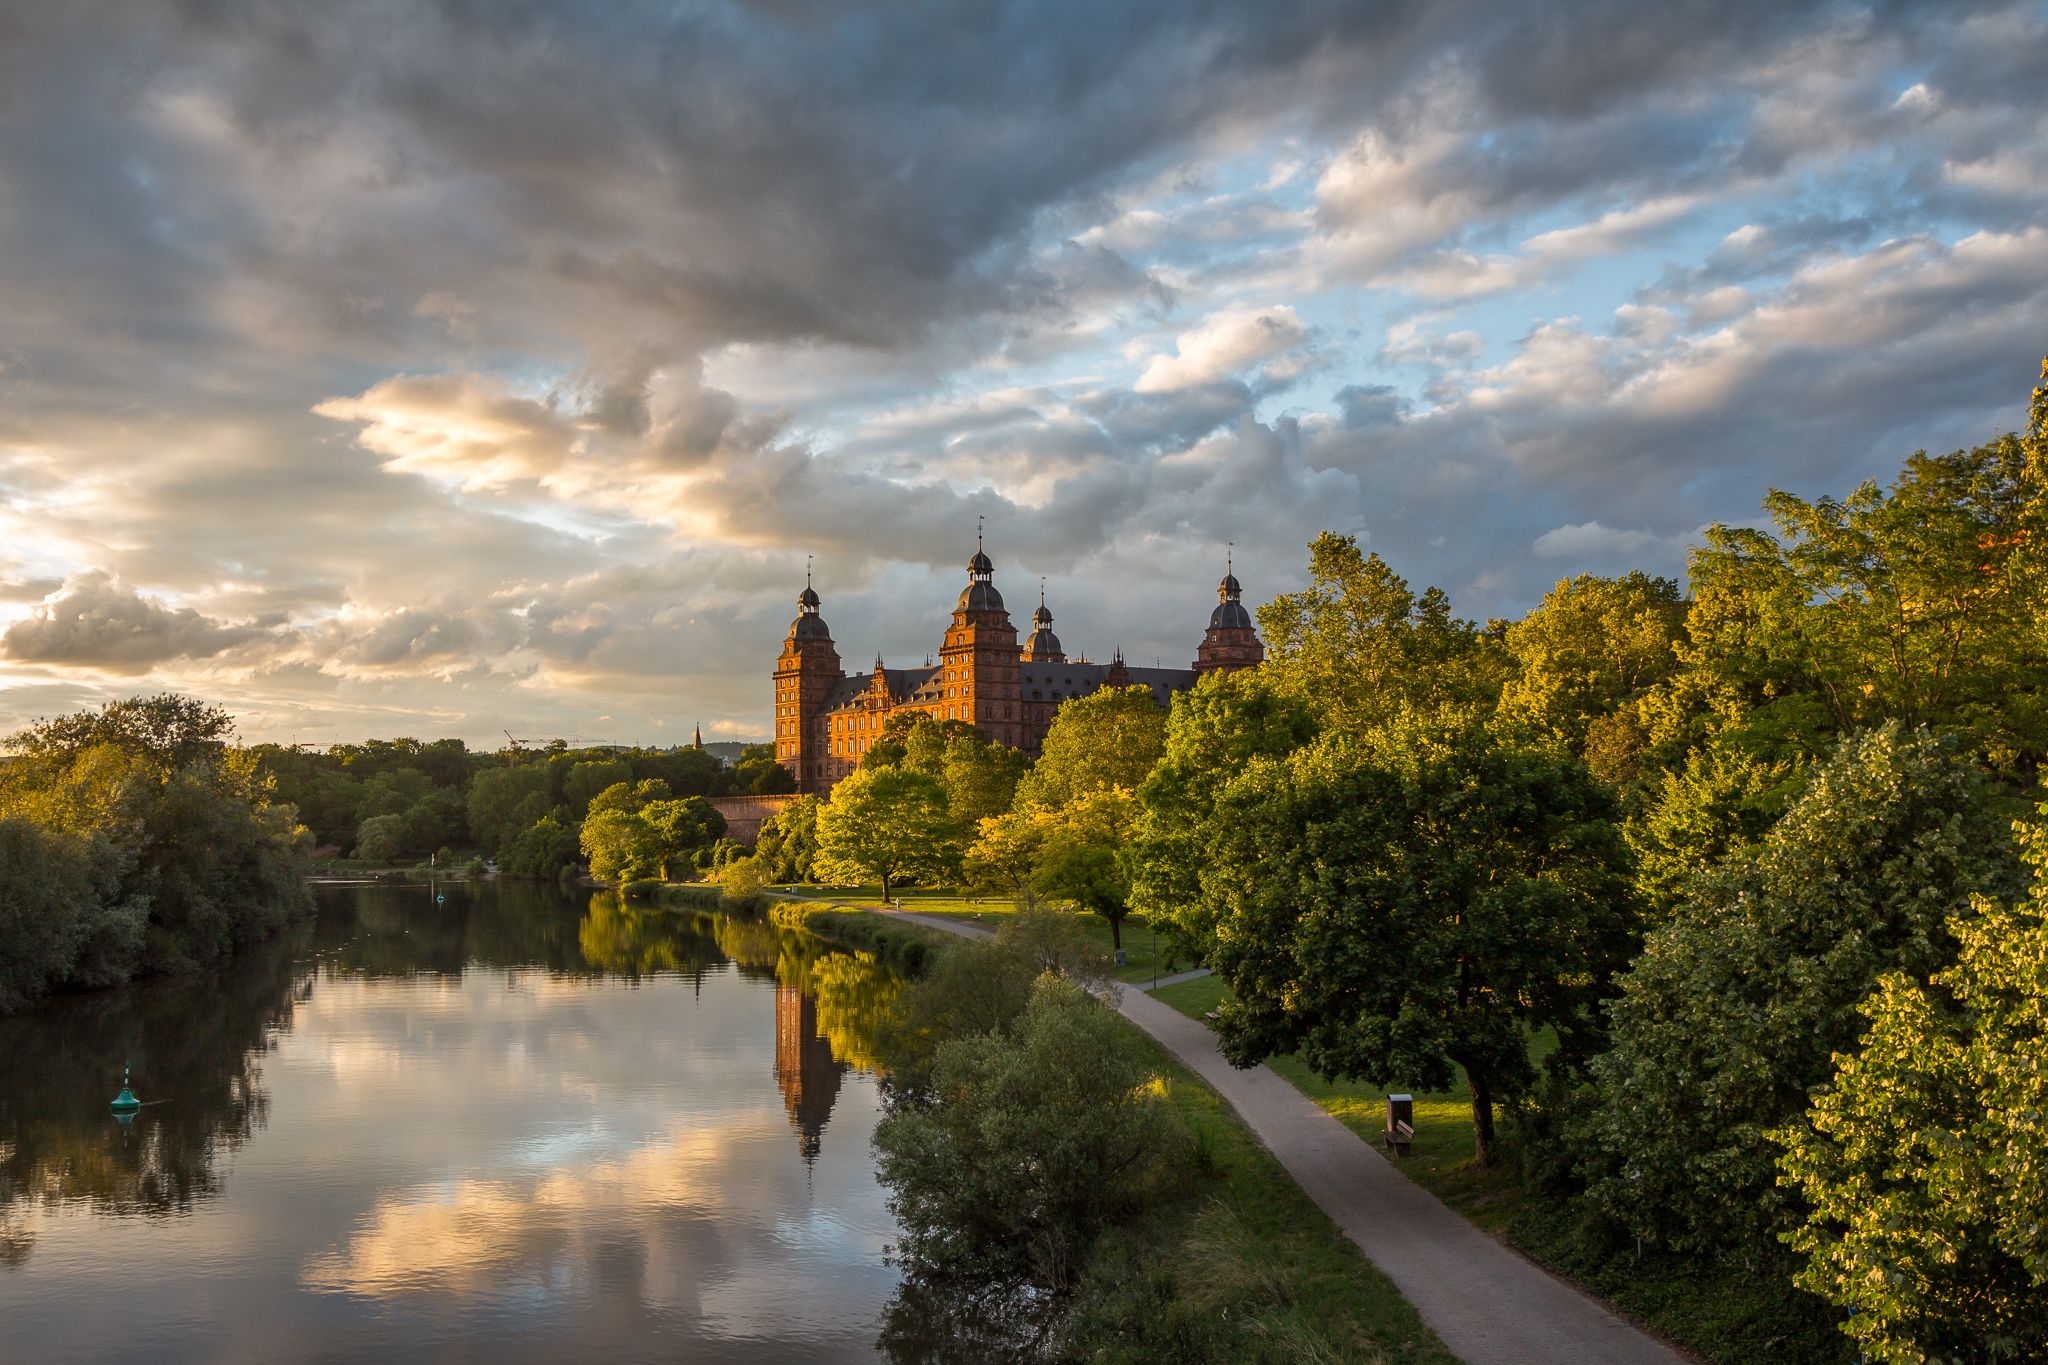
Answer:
[772,543,1265,795]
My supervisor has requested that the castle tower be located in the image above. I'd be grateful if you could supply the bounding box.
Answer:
[1193,552,1266,676]
[1021,582,1065,663]
[938,529,1023,747]
[772,567,844,794]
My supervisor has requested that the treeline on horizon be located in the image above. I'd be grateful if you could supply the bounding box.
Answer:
[751,361,2048,1364]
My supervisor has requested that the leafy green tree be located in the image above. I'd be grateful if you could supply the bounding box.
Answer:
[2,698,310,983]
[731,743,796,794]
[563,758,634,815]
[962,808,1047,899]
[939,730,1027,828]
[354,766,432,820]
[874,975,1179,1291]
[1203,719,1636,1164]
[1257,532,1502,737]
[875,936,1040,1098]
[1625,739,1801,919]
[1014,686,1165,809]
[501,814,581,878]
[1574,726,2026,1253]
[466,765,551,854]
[402,787,468,856]
[1130,667,1317,945]
[354,813,406,862]
[815,766,958,898]
[754,794,821,883]
[1776,812,2048,1364]
[1497,571,1685,779]
[578,781,724,882]
[1030,788,1142,951]
[1674,429,2048,781]
[0,820,116,1010]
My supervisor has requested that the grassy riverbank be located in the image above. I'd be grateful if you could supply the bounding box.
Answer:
[1150,976,1846,1363]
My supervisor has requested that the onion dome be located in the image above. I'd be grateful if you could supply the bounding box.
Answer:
[958,532,1004,612]
[1023,585,1062,660]
[1210,559,1252,630]
[788,571,831,640]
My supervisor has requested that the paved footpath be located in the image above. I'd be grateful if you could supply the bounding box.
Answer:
[868,905,1690,1365]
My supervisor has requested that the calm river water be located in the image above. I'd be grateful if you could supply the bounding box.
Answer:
[0,880,906,1363]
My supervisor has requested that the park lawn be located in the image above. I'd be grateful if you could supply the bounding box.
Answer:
[771,885,1193,985]
[1064,1021,1458,1364]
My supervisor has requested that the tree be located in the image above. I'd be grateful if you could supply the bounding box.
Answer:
[466,765,550,854]
[1776,812,2048,1364]
[1030,788,1142,951]
[1573,726,2026,1253]
[578,781,724,882]
[563,758,634,814]
[874,975,1179,1291]
[354,813,406,862]
[731,743,796,794]
[1,696,310,989]
[1257,533,1502,737]
[501,814,580,878]
[7,693,234,774]
[755,794,821,883]
[1130,667,1318,946]
[814,766,958,898]
[963,808,1048,900]
[1202,719,1637,1164]
[1497,571,1685,779]
[1014,686,1165,809]
[1675,425,2048,782]
[1624,739,1801,919]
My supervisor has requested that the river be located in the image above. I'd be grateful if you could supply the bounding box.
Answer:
[0,879,907,1363]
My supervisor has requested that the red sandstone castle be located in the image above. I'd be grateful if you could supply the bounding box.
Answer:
[772,541,1265,795]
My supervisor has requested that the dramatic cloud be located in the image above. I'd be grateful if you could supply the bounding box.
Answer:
[3,574,281,673]
[1,0,2043,743]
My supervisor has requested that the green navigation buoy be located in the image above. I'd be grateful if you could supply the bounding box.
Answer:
[110,1061,141,1114]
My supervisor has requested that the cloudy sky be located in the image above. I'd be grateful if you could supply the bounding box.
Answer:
[3,1,2044,747]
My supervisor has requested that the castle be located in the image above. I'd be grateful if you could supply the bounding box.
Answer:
[772,540,1265,795]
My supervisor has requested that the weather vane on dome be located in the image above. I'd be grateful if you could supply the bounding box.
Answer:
[978,513,985,554]
[806,552,813,589]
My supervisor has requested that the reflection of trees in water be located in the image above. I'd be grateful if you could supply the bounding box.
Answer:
[0,918,313,1264]
[576,895,727,981]
[880,1272,1056,1364]
[0,883,906,1266]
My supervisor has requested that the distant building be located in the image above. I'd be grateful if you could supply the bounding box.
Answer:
[771,540,1265,796]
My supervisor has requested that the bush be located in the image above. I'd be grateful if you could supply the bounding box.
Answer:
[874,975,1182,1292]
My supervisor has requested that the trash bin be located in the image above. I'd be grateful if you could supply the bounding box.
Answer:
[1385,1094,1414,1156]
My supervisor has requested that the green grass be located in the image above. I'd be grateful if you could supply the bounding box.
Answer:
[770,884,1193,984]
[1062,1022,1458,1364]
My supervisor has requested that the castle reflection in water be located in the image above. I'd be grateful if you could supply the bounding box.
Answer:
[774,982,849,1164]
